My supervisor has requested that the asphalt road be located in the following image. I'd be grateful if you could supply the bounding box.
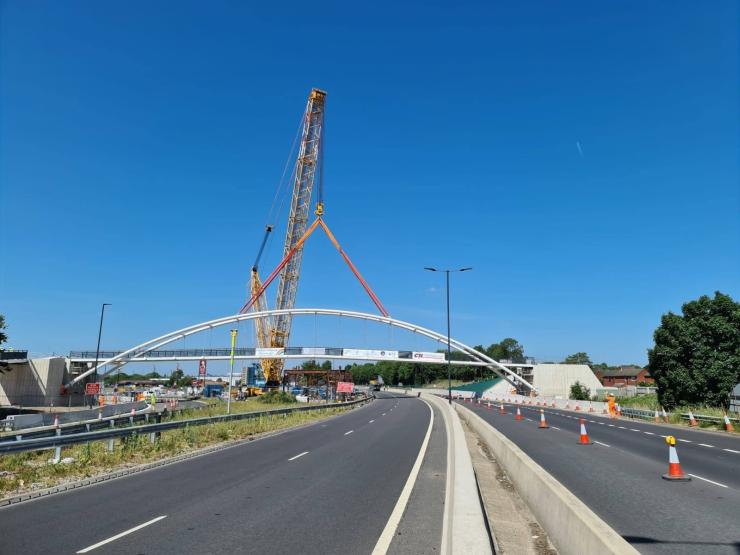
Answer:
[459,400,740,555]
[0,393,437,555]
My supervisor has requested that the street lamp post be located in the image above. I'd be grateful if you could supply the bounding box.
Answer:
[91,303,111,406]
[424,267,472,404]
[227,329,238,415]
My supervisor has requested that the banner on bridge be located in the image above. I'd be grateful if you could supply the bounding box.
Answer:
[302,347,326,356]
[255,347,284,357]
[412,351,446,362]
[343,349,399,360]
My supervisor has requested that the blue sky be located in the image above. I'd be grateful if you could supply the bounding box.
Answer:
[1,0,738,369]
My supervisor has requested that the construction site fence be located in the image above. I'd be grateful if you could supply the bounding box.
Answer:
[0,396,371,455]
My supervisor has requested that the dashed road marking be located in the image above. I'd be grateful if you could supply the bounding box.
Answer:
[678,439,691,443]
[698,443,714,448]
[689,474,728,488]
[618,426,626,429]
[289,451,309,461]
[382,413,386,416]
[594,441,610,447]
[630,429,640,432]
[644,432,654,435]
[344,430,354,436]
[551,426,560,430]
[608,424,615,427]
[369,420,375,423]
[723,448,740,454]
[77,516,167,553]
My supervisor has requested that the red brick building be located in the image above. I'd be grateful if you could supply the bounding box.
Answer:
[595,366,653,387]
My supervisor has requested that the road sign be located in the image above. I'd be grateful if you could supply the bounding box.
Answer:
[198,359,207,376]
[85,383,101,395]
[336,382,354,393]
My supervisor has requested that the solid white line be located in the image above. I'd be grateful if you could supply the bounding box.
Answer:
[698,443,714,448]
[344,430,354,436]
[77,516,167,553]
[723,448,740,454]
[689,474,728,488]
[369,420,375,423]
[594,441,611,447]
[288,451,309,461]
[371,400,434,555]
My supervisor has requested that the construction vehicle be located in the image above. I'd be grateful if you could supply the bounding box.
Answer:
[242,89,388,390]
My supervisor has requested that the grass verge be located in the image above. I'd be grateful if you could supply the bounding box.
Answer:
[0,405,349,498]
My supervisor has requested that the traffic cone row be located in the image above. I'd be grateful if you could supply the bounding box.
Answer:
[499,403,506,415]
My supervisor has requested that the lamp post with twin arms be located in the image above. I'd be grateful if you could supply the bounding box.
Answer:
[423,267,472,404]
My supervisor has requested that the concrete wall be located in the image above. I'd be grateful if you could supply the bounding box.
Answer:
[0,357,69,407]
[532,364,602,398]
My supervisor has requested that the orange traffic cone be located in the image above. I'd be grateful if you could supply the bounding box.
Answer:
[687,410,698,427]
[575,404,581,411]
[588,402,594,413]
[662,407,670,424]
[499,403,506,415]
[487,401,492,411]
[662,436,690,481]
[654,409,661,423]
[723,412,734,432]
[538,409,549,429]
[515,406,523,421]
[577,418,593,445]
[616,404,622,417]
[551,401,556,408]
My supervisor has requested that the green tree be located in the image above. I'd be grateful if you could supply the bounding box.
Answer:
[563,352,592,365]
[0,314,7,346]
[570,381,590,400]
[482,338,526,363]
[321,360,332,371]
[648,291,740,409]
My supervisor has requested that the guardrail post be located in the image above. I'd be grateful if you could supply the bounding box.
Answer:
[15,434,22,441]
[107,420,115,452]
[53,428,62,464]
[150,413,161,444]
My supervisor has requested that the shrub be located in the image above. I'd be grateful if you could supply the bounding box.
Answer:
[257,391,297,404]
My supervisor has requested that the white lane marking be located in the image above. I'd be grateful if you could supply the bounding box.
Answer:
[608,424,615,427]
[594,441,611,447]
[289,451,309,461]
[689,474,728,488]
[630,429,640,432]
[678,439,691,443]
[698,443,714,448]
[597,422,605,425]
[369,420,375,423]
[344,430,354,435]
[644,432,654,435]
[371,400,434,555]
[618,426,626,429]
[77,516,167,553]
[382,413,386,416]
[723,448,740,454]
[551,426,561,430]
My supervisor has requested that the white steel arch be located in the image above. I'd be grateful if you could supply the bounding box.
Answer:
[66,309,534,392]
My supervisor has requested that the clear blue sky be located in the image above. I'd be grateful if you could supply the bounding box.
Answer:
[1,1,738,368]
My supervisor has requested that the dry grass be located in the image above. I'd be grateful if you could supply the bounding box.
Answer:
[0,406,346,497]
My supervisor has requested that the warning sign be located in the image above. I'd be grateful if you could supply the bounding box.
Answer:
[336,382,354,393]
[85,383,101,395]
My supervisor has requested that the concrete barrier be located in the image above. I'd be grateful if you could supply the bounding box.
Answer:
[456,403,638,555]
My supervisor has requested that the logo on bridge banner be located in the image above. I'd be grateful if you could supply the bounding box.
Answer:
[412,352,446,362]
[343,348,399,359]
[256,347,285,358]
[198,359,207,376]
